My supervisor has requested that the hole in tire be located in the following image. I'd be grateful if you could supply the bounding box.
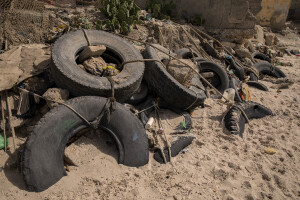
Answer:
[64,128,118,169]
[75,47,124,77]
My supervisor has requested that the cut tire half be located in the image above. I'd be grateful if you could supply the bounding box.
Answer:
[249,62,286,81]
[246,81,268,91]
[51,30,145,102]
[224,101,273,137]
[143,44,206,110]
[21,96,149,192]
[251,52,271,63]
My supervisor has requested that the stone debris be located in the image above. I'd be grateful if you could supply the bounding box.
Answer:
[78,45,107,63]
[82,57,106,76]
[166,59,196,87]
[42,88,69,109]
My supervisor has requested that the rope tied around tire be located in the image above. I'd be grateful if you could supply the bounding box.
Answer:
[17,77,116,130]
[231,104,250,124]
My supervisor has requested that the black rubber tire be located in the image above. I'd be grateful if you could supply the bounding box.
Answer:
[249,62,286,81]
[21,96,149,192]
[125,81,148,106]
[246,81,268,91]
[197,61,229,94]
[154,136,194,163]
[51,30,145,102]
[255,62,286,78]
[251,52,271,63]
[224,101,273,137]
[175,48,200,59]
[227,59,245,80]
[143,45,206,110]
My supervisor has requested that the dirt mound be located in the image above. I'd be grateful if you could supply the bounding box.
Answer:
[0,0,56,46]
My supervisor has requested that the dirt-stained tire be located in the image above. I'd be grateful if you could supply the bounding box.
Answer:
[249,62,286,81]
[251,52,271,63]
[197,61,229,94]
[21,96,149,192]
[51,30,145,102]
[175,48,201,59]
[246,81,268,91]
[125,81,148,105]
[143,45,206,110]
[224,101,273,137]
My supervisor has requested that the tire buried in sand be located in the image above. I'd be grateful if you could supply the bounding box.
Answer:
[21,96,149,192]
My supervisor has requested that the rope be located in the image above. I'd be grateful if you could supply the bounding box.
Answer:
[119,59,165,69]
[18,86,116,130]
[82,29,91,46]
[116,33,230,103]
[154,102,172,163]
[232,105,250,124]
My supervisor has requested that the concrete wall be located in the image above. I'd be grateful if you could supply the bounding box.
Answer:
[289,0,300,20]
[254,0,291,30]
[136,0,255,30]
[135,0,292,31]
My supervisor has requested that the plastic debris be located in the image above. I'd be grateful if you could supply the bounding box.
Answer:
[0,135,9,150]
[265,148,276,155]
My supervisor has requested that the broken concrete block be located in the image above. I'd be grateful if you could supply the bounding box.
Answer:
[42,88,69,109]
[243,58,253,66]
[235,45,252,59]
[221,42,236,55]
[166,59,195,87]
[254,25,265,45]
[78,45,106,63]
[244,39,255,53]
[82,57,106,76]
[265,33,276,46]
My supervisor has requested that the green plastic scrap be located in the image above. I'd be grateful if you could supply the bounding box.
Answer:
[180,121,186,129]
[0,135,9,150]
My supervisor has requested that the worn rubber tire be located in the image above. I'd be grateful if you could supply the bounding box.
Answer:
[175,48,200,59]
[125,81,148,105]
[224,101,273,137]
[246,81,268,91]
[154,136,194,163]
[251,52,271,63]
[143,45,206,110]
[249,62,286,81]
[197,61,229,94]
[22,96,149,192]
[51,30,145,102]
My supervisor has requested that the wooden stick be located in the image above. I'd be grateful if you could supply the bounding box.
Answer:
[1,92,7,152]
[5,91,16,150]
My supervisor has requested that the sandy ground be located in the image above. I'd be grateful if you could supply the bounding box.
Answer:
[1,31,300,199]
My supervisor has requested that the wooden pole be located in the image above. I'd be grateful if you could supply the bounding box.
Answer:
[5,91,16,150]
[1,92,7,152]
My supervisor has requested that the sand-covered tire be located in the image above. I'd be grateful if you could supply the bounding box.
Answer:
[246,81,268,91]
[249,62,286,81]
[175,48,201,59]
[21,96,149,192]
[251,52,271,63]
[197,61,229,94]
[143,45,206,110]
[224,101,273,137]
[51,30,145,102]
